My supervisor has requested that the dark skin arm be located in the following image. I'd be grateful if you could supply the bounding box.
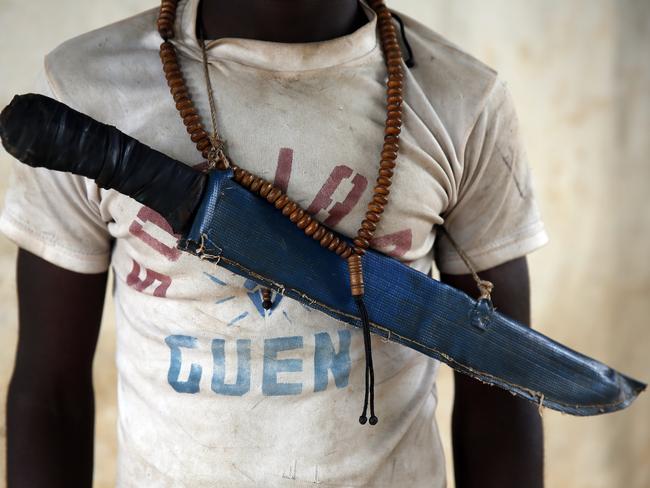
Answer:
[7,248,107,488]
[441,257,544,488]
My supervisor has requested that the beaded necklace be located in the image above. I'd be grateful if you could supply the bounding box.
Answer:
[157,0,406,426]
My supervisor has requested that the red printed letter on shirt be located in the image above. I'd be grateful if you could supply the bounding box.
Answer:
[307,165,368,227]
[128,207,181,261]
[371,229,413,259]
[126,260,172,297]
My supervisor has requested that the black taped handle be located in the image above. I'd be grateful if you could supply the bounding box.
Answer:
[0,93,206,233]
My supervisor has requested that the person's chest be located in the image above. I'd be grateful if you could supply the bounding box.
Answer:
[98,48,456,285]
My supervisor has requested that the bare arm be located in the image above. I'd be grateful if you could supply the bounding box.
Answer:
[441,257,544,488]
[7,248,108,488]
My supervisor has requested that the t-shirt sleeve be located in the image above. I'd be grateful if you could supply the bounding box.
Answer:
[435,78,548,274]
[0,66,112,274]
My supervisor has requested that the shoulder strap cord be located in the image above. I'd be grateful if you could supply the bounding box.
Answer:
[439,226,494,301]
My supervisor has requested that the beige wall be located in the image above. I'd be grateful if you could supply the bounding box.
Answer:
[0,1,648,487]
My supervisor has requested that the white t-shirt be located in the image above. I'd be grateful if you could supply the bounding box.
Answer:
[0,0,548,486]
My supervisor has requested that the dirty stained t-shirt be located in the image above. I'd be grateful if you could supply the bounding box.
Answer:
[0,0,548,486]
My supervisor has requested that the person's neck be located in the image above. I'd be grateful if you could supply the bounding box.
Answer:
[197,0,368,43]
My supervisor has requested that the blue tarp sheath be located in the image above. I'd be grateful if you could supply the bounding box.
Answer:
[180,169,645,416]
[1,94,644,417]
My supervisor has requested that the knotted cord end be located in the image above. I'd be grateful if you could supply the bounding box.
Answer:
[477,279,494,301]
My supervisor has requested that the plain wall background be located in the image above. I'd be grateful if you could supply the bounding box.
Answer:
[0,0,648,486]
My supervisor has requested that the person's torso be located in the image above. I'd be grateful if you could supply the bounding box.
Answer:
[43,1,499,484]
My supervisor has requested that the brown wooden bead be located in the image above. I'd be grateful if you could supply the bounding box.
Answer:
[384,134,400,144]
[386,118,401,128]
[373,194,388,206]
[250,177,264,192]
[387,95,402,105]
[175,99,193,112]
[347,254,365,295]
[353,237,370,250]
[234,168,246,181]
[387,87,402,97]
[374,185,390,196]
[166,70,183,82]
[368,202,384,214]
[385,126,401,136]
[168,78,184,91]
[182,114,201,127]
[312,227,327,241]
[282,201,298,216]
[359,228,373,240]
[158,12,174,22]
[160,51,176,62]
[383,142,399,153]
[289,209,305,223]
[362,219,377,232]
[320,232,334,247]
[171,86,187,98]
[377,176,392,187]
[327,236,341,252]
[266,187,282,203]
[365,212,380,223]
[196,138,211,151]
[386,111,401,121]
[335,241,348,255]
[241,173,254,187]
[304,221,319,236]
[381,150,398,160]
[185,122,202,134]
[296,213,313,230]
[163,62,179,73]
[384,42,400,52]
[341,247,354,259]
[379,168,393,179]
[180,106,198,118]
[380,160,396,170]
[274,194,289,209]
[190,129,207,143]
[259,182,273,197]
[170,86,188,98]
[172,90,189,103]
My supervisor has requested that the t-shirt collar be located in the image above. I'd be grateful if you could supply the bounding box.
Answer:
[176,0,379,71]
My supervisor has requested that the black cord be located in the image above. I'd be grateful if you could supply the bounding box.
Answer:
[390,11,415,68]
[355,296,378,425]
